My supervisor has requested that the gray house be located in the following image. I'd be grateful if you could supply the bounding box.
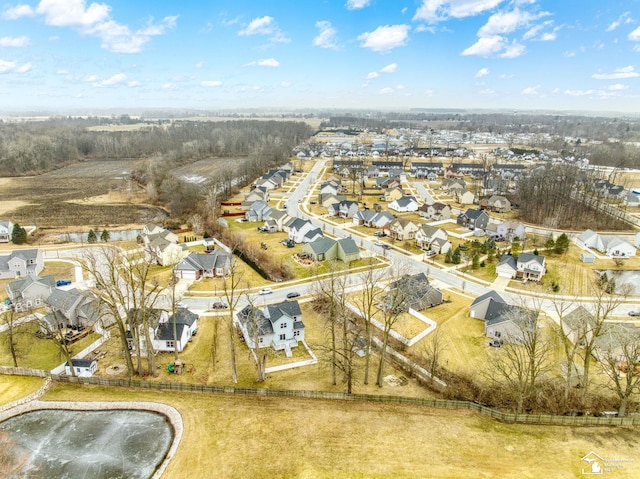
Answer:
[385,272,443,313]
[174,250,233,280]
[457,209,490,230]
[0,248,44,279]
[6,275,55,311]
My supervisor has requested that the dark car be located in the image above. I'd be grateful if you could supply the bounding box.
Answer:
[56,279,72,287]
[286,291,301,299]
[373,231,387,237]
[211,302,228,309]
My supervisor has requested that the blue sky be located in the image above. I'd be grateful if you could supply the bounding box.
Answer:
[1,0,640,113]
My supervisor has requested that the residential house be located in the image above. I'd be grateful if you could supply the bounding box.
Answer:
[454,189,476,205]
[469,291,539,342]
[415,225,448,250]
[445,168,465,180]
[485,220,526,242]
[263,209,291,233]
[6,275,55,311]
[486,195,511,213]
[624,191,640,207]
[319,193,347,208]
[352,210,394,229]
[385,272,443,313]
[174,250,233,280]
[235,300,305,356]
[301,237,359,263]
[242,186,269,207]
[142,224,179,244]
[0,220,13,242]
[593,323,640,365]
[366,165,380,178]
[287,218,323,244]
[319,180,340,198]
[496,253,546,281]
[327,200,360,219]
[127,307,198,354]
[0,248,44,279]
[418,202,452,221]
[376,177,402,190]
[43,288,109,329]
[457,209,490,230]
[388,218,420,241]
[245,200,272,222]
[388,196,419,213]
[384,187,405,202]
[146,235,188,266]
[577,229,637,257]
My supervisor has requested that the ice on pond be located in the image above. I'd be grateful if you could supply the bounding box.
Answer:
[0,409,173,479]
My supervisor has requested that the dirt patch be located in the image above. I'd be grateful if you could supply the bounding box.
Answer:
[0,200,31,216]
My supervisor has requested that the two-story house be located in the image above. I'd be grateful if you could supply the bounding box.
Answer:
[457,209,490,231]
[236,300,305,357]
[415,225,450,253]
[388,218,420,241]
[0,248,44,279]
[0,220,13,243]
[388,196,419,213]
[496,253,546,282]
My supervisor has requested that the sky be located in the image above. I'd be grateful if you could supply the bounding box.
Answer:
[1,0,640,113]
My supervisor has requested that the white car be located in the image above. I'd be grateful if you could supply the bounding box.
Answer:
[259,288,273,295]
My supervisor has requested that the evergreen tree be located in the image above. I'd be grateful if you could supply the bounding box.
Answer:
[100,229,110,242]
[472,254,480,269]
[554,233,570,255]
[87,229,97,243]
[445,249,453,264]
[452,246,461,264]
[545,237,555,251]
[11,224,27,245]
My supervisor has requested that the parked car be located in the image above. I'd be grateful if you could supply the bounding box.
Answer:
[211,302,228,309]
[629,311,640,317]
[259,288,273,295]
[56,279,72,287]
[373,231,387,237]
[488,339,503,348]
[425,250,436,256]
[286,291,300,299]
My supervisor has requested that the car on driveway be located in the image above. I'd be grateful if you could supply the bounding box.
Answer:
[259,288,273,295]
[286,291,300,299]
[56,279,72,287]
[629,311,640,317]
[211,302,228,309]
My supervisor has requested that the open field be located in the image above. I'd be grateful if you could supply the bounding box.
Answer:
[17,380,638,479]
[0,375,44,406]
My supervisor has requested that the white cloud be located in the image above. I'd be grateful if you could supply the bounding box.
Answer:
[92,72,126,87]
[0,59,31,73]
[461,35,504,56]
[499,40,525,58]
[4,1,177,53]
[423,89,434,96]
[127,80,140,87]
[162,83,177,90]
[358,25,410,53]
[478,8,540,37]
[195,61,204,69]
[539,32,556,41]
[498,73,513,79]
[608,83,628,91]
[607,12,633,32]
[346,0,371,10]
[2,4,35,19]
[56,69,69,75]
[244,58,280,67]
[0,36,29,47]
[413,0,506,23]
[592,66,639,80]
[238,15,288,43]
[380,63,398,73]
[521,85,539,95]
[378,87,394,94]
[280,81,291,87]
[475,67,489,77]
[629,26,640,41]
[201,80,223,87]
[479,88,495,94]
[564,89,596,96]
[313,20,338,49]
[367,71,379,79]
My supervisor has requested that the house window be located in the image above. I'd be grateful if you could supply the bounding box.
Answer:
[294,331,300,337]
[280,323,287,329]
[279,334,286,341]
[35,298,41,305]
[166,340,175,348]
[495,332,501,338]
[259,338,263,344]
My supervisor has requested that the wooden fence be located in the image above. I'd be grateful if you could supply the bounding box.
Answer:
[1,367,637,427]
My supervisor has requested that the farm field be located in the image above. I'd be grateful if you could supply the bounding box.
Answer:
[27,380,640,479]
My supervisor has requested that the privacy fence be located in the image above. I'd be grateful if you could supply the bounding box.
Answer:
[1,366,637,427]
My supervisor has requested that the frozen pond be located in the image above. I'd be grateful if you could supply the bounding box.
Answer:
[598,270,640,296]
[0,409,173,479]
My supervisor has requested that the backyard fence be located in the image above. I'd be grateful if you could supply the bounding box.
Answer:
[1,367,637,427]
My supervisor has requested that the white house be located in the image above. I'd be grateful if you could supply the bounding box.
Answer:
[65,359,98,377]
[388,196,419,213]
[496,253,546,281]
[127,307,199,354]
[174,250,233,280]
[287,219,323,244]
[236,300,305,356]
[577,229,637,257]
[0,220,13,243]
[485,220,526,242]
[415,225,448,250]
[0,248,45,280]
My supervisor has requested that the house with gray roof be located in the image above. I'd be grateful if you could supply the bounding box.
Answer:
[352,210,395,229]
[126,307,198,354]
[6,275,55,311]
[457,208,490,230]
[327,200,360,218]
[385,272,443,313]
[388,195,419,213]
[43,288,108,329]
[287,219,323,244]
[235,300,305,356]
[245,200,272,222]
[496,253,546,281]
[0,248,44,279]
[174,249,233,280]
[301,237,359,263]
[576,229,637,257]
[469,290,539,342]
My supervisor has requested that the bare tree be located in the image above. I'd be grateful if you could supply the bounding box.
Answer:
[37,311,76,377]
[0,309,20,367]
[354,260,384,385]
[550,296,583,404]
[240,294,268,382]
[487,304,553,413]
[598,323,640,417]
[421,327,447,382]
[220,249,242,383]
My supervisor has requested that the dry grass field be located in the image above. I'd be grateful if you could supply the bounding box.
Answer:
[24,381,640,479]
[0,375,44,406]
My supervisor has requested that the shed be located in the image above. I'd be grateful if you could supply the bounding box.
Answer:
[580,253,595,263]
[65,358,98,377]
